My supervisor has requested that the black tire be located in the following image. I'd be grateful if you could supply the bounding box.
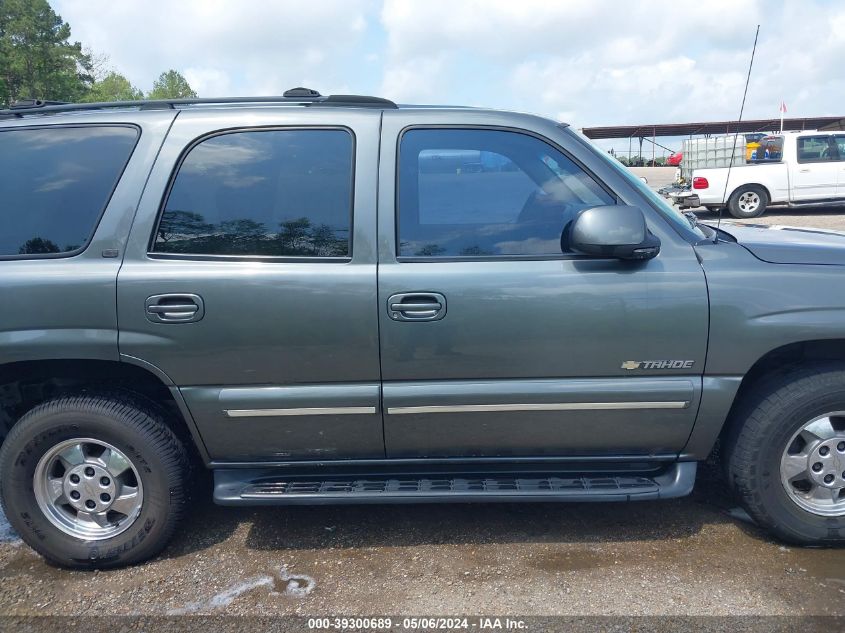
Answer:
[724,363,845,545]
[0,393,189,568]
[727,184,768,219]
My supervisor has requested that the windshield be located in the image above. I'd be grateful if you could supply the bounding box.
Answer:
[568,129,707,240]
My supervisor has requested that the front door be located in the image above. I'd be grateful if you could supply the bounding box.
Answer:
[118,108,383,461]
[792,135,839,201]
[376,112,709,458]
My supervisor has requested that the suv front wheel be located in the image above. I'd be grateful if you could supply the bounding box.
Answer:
[725,364,845,545]
[0,393,189,568]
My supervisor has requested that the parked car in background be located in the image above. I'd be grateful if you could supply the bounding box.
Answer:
[673,131,845,217]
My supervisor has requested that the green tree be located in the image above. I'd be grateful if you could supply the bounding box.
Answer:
[147,70,197,100]
[156,210,213,245]
[310,224,347,256]
[415,244,446,257]
[278,217,312,255]
[0,0,93,107]
[82,71,143,103]
[18,236,60,254]
[217,218,267,253]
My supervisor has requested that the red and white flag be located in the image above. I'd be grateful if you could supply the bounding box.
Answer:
[779,101,788,113]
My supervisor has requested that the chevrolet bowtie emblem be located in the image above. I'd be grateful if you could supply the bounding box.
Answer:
[621,361,642,370]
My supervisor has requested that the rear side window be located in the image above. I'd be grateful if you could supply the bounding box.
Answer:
[749,136,783,162]
[398,128,614,258]
[0,126,138,257]
[796,136,835,163]
[834,135,845,161]
[152,129,353,258]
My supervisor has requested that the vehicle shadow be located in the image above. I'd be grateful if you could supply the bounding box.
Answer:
[159,459,768,559]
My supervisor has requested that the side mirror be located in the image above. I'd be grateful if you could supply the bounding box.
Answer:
[564,205,661,261]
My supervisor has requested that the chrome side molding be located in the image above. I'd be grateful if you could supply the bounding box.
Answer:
[225,406,378,418]
[386,401,689,415]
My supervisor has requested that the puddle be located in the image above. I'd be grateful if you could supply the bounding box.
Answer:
[275,565,316,597]
[786,547,845,586]
[529,549,620,574]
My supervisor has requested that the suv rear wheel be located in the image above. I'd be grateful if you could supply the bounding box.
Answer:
[724,364,845,545]
[0,393,189,568]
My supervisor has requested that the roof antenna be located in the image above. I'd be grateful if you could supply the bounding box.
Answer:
[718,24,760,231]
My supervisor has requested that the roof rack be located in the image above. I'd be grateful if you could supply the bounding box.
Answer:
[0,88,397,118]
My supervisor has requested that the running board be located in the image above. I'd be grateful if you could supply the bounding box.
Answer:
[213,461,696,505]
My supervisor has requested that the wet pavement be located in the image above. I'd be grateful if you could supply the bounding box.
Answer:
[0,462,843,616]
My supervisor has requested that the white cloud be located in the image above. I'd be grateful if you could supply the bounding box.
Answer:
[379,0,844,130]
[52,0,842,144]
[183,67,232,98]
[54,0,374,96]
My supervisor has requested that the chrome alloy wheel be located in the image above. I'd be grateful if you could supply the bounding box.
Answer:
[780,413,845,516]
[33,438,144,540]
[737,191,761,214]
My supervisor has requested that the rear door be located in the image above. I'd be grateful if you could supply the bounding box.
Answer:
[376,111,709,458]
[0,117,169,369]
[792,135,838,201]
[118,108,383,461]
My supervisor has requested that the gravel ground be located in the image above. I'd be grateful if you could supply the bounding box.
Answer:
[691,205,845,231]
[0,461,843,617]
[1,204,844,619]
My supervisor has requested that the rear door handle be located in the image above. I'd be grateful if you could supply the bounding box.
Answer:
[387,292,447,321]
[145,293,204,323]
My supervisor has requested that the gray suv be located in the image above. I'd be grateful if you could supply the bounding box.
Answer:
[1,90,844,568]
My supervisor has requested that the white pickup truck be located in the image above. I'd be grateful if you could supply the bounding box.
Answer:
[674,131,845,218]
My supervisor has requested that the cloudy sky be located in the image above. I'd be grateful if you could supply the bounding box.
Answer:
[53,0,843,152]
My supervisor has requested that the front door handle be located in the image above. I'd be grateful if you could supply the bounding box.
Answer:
[387,292,447,321]
[145,293,205,323]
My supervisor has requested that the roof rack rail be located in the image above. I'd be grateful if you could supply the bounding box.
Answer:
[0,89,397,118]
[283,87,321,98]
[10,99,69,109]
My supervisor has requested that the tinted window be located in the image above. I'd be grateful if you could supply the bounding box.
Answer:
[153,129,353,257]
[398,129,614,257]
[797,136,834,162]
[0,126,138,257]
[834,135,845,161]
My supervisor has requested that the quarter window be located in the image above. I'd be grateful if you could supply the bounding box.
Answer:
[0,126,138,257]
[153,129,353,258]
[398,129,614,258]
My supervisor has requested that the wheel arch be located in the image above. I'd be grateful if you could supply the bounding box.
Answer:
[731,339,845,408]
[728,182,772,204]
[683,339,845,460]
[0,358,209,464]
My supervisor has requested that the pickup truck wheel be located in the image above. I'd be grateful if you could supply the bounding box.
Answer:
[727,185,768,219]
[725,364,845,545]
[0,394,189,569]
